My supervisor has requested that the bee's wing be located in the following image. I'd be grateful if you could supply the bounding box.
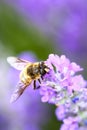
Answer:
[7,57,32,70]
[10,82,28,103]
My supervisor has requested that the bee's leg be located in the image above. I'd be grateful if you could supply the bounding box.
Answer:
[38,79,41,83]
[33,80,36,89]
[41,76,43,80]
[35,79,41,89]
[33,80,41,90]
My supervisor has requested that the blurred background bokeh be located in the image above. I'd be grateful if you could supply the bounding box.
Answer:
[0,0,87,130]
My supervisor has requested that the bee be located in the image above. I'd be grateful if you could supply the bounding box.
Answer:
[7,57,49,103]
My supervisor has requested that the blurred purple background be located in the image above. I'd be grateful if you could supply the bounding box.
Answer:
[4,0,87,62]
[0,0,87,129]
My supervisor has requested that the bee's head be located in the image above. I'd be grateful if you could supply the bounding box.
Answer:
[39,62,50,76]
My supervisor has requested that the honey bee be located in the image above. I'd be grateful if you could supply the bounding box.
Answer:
[7,57,49,103]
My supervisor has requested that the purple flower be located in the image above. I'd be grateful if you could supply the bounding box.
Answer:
[40,54,86,103]
[39,54,87,129]
[60,117,79,130]
[55,105,66,121]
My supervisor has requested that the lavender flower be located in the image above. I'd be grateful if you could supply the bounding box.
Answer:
[60,117,79,130]
[39,54,87,130]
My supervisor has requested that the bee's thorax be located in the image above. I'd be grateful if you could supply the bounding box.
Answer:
[20,62,49,84]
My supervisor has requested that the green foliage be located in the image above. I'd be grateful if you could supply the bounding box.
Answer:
[0,3,55,59]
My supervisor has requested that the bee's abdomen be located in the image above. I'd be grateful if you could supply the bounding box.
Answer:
[20,69,32,85]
